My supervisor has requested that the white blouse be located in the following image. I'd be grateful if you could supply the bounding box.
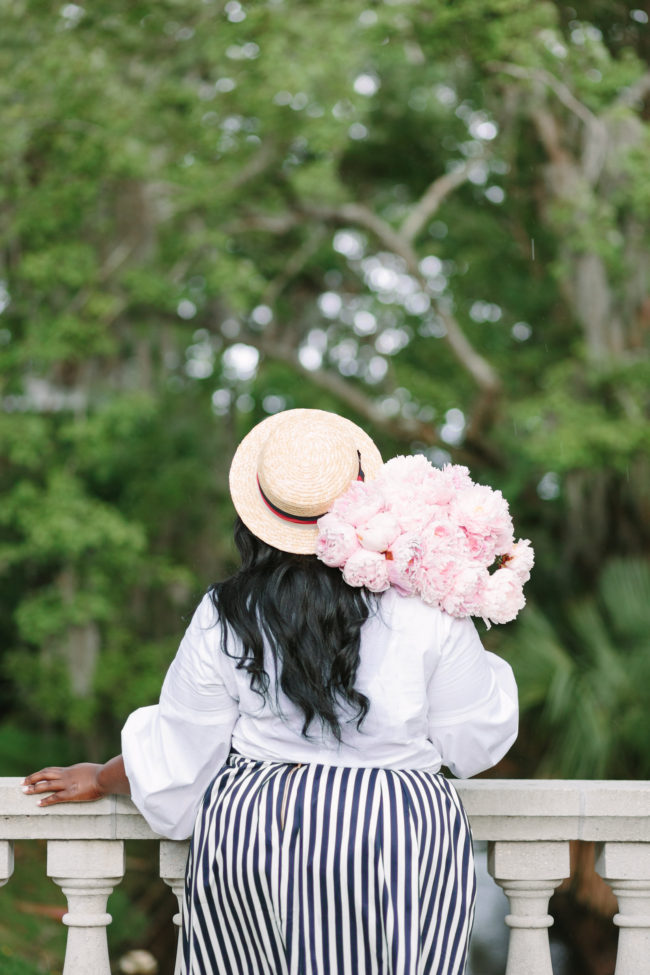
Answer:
[122,588,518,839]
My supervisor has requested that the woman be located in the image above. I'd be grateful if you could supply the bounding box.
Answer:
[23,409,518,975]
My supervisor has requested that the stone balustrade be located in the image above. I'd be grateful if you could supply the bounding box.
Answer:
[1,778,650,974]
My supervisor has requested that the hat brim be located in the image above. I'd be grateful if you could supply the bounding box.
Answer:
[229,409,383,554]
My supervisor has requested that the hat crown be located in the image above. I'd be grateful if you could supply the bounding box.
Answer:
[257,414,359,517]
[228,407,382,553]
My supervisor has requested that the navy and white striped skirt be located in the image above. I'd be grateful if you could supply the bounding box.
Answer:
[181,753,476,975]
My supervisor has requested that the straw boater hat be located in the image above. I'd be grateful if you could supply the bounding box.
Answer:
[229,409,383,554]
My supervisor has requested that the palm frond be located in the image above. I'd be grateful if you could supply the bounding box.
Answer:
[503,558,650,779]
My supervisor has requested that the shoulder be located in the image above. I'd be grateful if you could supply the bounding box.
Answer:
[377,587,453,638]
[374,589,485,659]
[175,591,222,668]
[188,590,219,631]
[169,590,242,693]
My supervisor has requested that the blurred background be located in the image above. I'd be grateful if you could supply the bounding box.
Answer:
[1,0,649,972]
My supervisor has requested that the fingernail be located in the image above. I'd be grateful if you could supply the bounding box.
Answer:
[37,800,44,807]
[22,786,30,793]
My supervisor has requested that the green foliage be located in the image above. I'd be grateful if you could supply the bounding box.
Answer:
[0,841,67,975]
[106,886,149,953]
[4,471,145,569]
[0,725,82,776]
[510,358,650,474]
[94,637,182,721]
[503,560,650,778]
[0,0,649,782]
[0,952,48,975]
[6,652,95,735]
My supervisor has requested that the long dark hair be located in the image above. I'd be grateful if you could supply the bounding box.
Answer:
[209,517,377,741]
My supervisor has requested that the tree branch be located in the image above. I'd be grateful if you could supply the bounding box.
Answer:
[488,61,608,184]
[227,194,502,437]
[299,202,419,267]
[400,163,474,243]
[436,306,502,394]
[297,202,501,398]
[489,61,598,127]
[617,70,650,110]
[530,107,575,167]
[254,334,503,465]
[229,140,280,191]
[256,337,442,445]
[260,226,326,310]
[226,212,304,235]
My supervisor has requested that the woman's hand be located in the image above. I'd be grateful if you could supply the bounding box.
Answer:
[22,763,107,806]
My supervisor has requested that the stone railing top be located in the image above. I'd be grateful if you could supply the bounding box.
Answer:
[0,777,157,840]
[2,777,650,843]
[457,778,650,842]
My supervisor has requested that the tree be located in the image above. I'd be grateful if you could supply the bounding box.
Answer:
[1,0,649,761]
[3,2,650,971]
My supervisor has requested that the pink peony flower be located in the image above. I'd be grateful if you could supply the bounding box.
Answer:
[388,491,440,534]
[342,548,391,592]
[439,564,488,618]
[415,557,458,607]
[377,455,455,510]
[423,469,458,506]
[461,529,501,567]
[329,480,385,528]
[379,454,436,487]
[413,520,470,607]
[416,565,452,607]
[315,513,360,568]
[480,568,526,625]
[441,464,474,490]
[386,532,422,595]
[501,538,535,584]
[450,483,515,554]
[420,517,466,553]
[324,453,532,624]
[357,512,401,553]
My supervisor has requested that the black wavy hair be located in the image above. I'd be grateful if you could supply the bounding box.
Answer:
[209,517,378,741]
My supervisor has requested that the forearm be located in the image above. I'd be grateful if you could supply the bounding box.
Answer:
[97,754,131,796]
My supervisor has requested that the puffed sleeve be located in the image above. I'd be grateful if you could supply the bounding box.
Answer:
[121,593,239,839]
[426,614,518,778]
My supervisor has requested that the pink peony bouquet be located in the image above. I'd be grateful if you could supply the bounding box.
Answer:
[315,455,534,626]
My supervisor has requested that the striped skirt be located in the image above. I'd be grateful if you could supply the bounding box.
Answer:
[181,753,476,975]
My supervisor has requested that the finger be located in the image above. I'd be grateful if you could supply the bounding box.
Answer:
[24,778,67,795]
[22,778,60,793]
[37,792,73,807]
[23,769,62,786]
[38,790,98,807]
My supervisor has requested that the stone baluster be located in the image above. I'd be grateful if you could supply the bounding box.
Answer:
[160,840,190,975]
[47,839,125,975]
[0,840,14,887]
[595,842,650,975]
[488,840,570,975]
